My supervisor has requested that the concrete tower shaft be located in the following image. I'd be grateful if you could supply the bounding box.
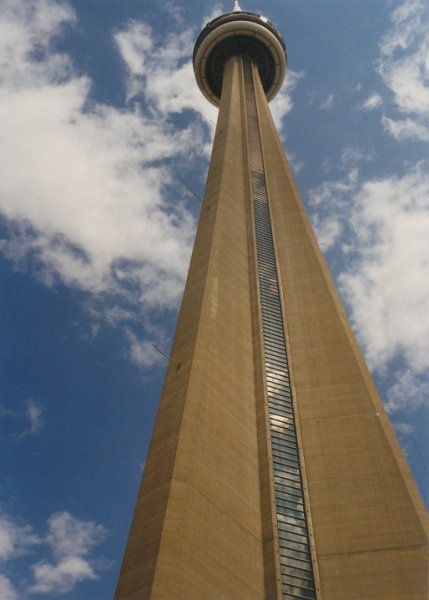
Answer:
[115,8,428,600]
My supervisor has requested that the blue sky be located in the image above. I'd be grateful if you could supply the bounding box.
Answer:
[0,0,428,597]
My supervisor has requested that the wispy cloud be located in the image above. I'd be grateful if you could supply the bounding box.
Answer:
[0,514,41,561]
[377,0,429,140]
[270,70,303,131]
[24,400,42,436]
[393,421,415,436]
[0,510,107,596]
[0,400,43,439]
[308,168,358,249]
[0,0,211,362]
[308,161,429,415]
[0,0,302,366]
[125,328,165,368]
[28,511,108,594]
[0,575,17,600]
[114,19,217,132]
[385,371,429,414]
[320,94,334,110]
[306,0,429,419]
[339,164,429,374]
[361,93,382,111]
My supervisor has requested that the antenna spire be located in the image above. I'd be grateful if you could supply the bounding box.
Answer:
[232,0,242,12]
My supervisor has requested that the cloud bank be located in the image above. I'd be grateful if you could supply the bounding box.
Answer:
[310,161,429,424]
[0,0,298,365]
[0,0,199,332]
[378,0,429,141]
[0,510,107,597]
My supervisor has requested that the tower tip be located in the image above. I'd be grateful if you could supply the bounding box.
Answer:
[232,0,242,12]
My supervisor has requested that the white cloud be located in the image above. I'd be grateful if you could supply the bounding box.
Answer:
[339,164,429,374]
[0,0,303,364]
[361,93,383,110]
[0,510,107,596]
[393,421,414,435]
[200,3,224,28]
[0,0,202,338]
[115,20,217,130]
[340,147,374,168]
[0,520,17,562]
[308,162,429,415]
[0,514,40,561]
[27,512,107,594]
[308,169,358,248]
[320,93,334,110]
[311,217,341,250]
[29,556,96,594]
[385,371,429,414]
[0,575,18,600]
[24,400,42,435]
[311,0,428,417]
[382,114,429,141]
[0,400,42,438]
[270,70,303,130]
[377,0,429,140]
[126,330,165,368]
[46,511,107,559]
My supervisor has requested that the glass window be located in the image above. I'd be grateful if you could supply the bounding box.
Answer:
[266,370,289,380]
[264,349,288,363]
[264,340,284,351]
[283,583,316,599]
[278,534,309,554]
[274,468,302,484]
[266,384,291,396]
[264,331,284,343]
[267,381,291,391]
[270,414,293,424]
[274,476,302,492]
[275,490,304,505]
[269,399,293,411]
[272,439,297,452]
[282,568,314,586]
[262,314,285,327]
[277,523,308,543]
[277,513,307,528]
[272,443,299,459]
[272,437,298,449]
[273,459,301,475]
[269,409,295,422]
[284,556,313,573]
[279,546,311,562]
[266,372,290,383]
[278,535,307,547]
[273,458,299,470]
[276,495,304,509]
[276,504,304,520]
[269,403,294,417]
[263,321,284,333]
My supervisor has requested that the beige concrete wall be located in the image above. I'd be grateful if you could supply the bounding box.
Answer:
[254,67,429,599]
[116,52,428,599]
[115,56,268,599]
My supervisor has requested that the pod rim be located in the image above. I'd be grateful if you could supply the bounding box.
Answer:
[193,11,287,107]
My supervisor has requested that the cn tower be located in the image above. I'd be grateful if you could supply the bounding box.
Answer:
[115,4,428,599]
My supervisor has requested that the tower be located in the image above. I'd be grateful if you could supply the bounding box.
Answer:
[115,6,428,599]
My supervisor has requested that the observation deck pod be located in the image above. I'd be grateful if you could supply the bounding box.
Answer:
[193,11,287,107]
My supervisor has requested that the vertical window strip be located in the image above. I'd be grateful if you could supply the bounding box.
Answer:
[242,57,316,600]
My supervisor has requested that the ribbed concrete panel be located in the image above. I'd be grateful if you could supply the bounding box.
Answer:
[115,56,266,599]
[253,63,429,599]
[116,12,428,596]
